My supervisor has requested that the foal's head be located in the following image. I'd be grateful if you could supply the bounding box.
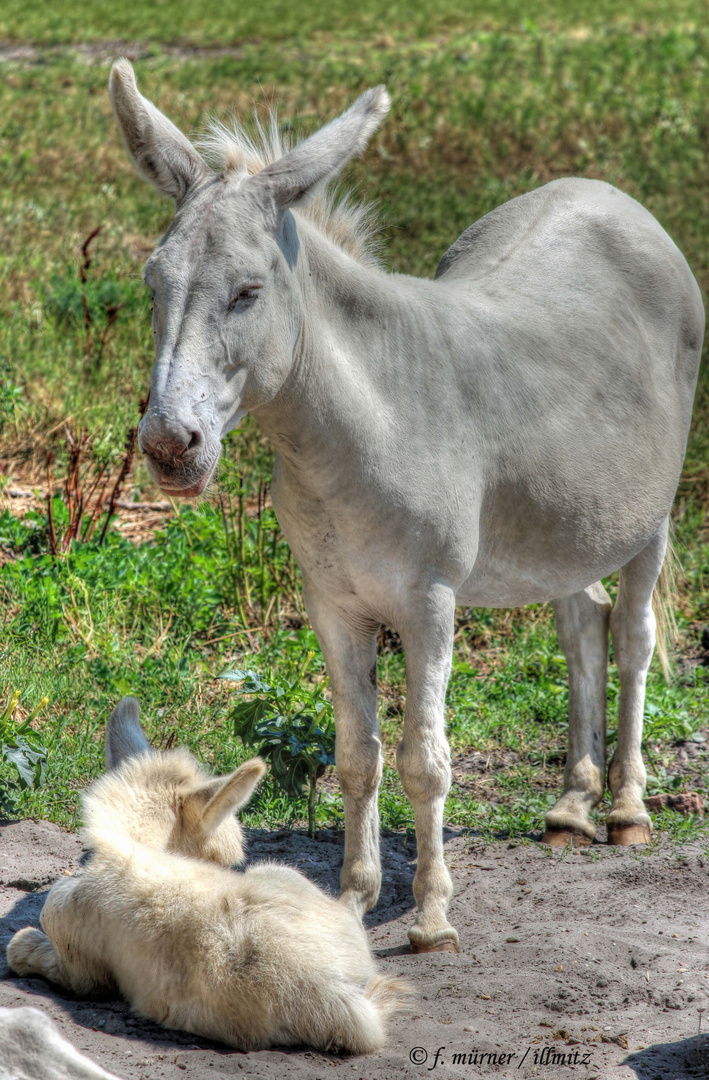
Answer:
[83,696,265,866]
[109,59,389,496]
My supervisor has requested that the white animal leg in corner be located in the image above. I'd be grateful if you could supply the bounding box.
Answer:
[544,581,612,847]
[0,1007,123,1080]
[303,581,383,918]
[607,520,669,845]
[396,587,458,953]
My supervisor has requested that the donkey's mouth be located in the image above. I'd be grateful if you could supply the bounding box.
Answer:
[160,475,210,498]
[145,456,218,499]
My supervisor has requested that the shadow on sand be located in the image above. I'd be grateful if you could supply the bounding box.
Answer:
[623,1031,709,1078]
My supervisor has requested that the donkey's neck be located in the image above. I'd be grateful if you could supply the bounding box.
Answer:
[253,216,444,483]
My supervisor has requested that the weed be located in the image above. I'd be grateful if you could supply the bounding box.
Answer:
[0,689,49,816]
[221,654,335,838]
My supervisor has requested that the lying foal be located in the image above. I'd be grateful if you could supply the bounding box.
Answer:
[7,698,408,1053]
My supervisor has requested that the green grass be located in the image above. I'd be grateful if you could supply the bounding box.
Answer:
[2,1,709,841]
[2,0,708,47]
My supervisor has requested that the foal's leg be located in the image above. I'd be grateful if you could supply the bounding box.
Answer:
[606,522,668,845]
[6,928,67,986]
[543,581,611,846]
[8,879,113,997]
[397,586,458,953]
[303,580,382,916]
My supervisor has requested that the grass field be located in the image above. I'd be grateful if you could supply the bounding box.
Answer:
[1,1,709,842]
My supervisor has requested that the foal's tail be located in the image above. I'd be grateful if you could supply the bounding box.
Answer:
[364,973,415,1022]
[336,975,414,1054]
[653,528,680,681]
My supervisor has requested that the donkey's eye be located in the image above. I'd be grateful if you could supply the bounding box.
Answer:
[228,284,262,311]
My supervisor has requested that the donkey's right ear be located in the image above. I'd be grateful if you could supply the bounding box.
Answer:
[184,759,267,836]
[109,59,212,203]
[105,697,153,770]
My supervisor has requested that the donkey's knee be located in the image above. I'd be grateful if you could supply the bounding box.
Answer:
[395,735,451,803]
[554,580,611,660]
[336,734,382,800]
[610,604,656,679]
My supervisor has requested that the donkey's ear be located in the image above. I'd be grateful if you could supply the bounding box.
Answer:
[109,59,211,203]
[105,697,153,770]
[249,86,390,216]
[184,758,266,835]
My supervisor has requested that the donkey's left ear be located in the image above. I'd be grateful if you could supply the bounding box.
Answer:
[105,697,153,770]
[109,58,212,204]
[249,86,390,217]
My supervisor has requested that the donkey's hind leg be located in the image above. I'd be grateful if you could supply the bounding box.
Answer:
[543,581,611,846]
[606,520,669,845]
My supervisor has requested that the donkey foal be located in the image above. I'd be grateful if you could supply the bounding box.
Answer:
[7,698,408,1053]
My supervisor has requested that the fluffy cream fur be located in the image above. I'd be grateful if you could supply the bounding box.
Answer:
[7,701,409,1053]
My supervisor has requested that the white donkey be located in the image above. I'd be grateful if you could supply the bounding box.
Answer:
[7,699,408,1053]
[108,61,704,953]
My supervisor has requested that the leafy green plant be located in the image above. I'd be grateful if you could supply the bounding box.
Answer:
[0,690,49,816]
[220,653,335,838]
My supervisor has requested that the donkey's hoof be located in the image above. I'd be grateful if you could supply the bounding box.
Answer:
[607,824,652,846]
[409,939,459,954]
[541,827,593,848]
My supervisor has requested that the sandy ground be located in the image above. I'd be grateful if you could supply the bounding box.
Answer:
[2,819,709,1080]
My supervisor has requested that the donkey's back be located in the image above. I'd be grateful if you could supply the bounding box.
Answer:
[432,178,704,607]
[438,178,701,338]
[439,176,701,386]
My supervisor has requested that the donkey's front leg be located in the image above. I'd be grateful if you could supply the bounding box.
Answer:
[304,580,382,916]
[397,587,458,953]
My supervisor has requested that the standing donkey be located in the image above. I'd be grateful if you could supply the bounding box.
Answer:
[109,60,704,953]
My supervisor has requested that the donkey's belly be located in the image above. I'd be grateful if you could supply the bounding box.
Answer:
[457,555,624,608]
[455,482,673,609]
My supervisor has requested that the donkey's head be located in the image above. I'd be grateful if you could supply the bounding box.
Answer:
[82,696,265,866]
[109,60,390,496]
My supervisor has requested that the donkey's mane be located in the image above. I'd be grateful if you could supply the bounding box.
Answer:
[197,111,382,267]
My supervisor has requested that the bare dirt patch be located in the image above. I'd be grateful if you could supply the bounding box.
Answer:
[2,819,709,1078]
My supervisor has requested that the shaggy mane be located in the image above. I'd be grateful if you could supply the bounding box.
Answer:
[196,110,382,268]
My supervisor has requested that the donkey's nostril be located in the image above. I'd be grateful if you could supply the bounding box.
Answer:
[139,414,203,465]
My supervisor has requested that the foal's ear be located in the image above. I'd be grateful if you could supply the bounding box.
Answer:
[105,697,153,769]
[109,58,211,203]
[249,86,390,218]
[185,759,267,835]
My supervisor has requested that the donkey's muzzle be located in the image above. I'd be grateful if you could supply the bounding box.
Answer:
[138,411,217,497]
[139,412,203,466]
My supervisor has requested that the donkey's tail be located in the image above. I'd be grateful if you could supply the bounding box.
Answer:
[653,526,680,682]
